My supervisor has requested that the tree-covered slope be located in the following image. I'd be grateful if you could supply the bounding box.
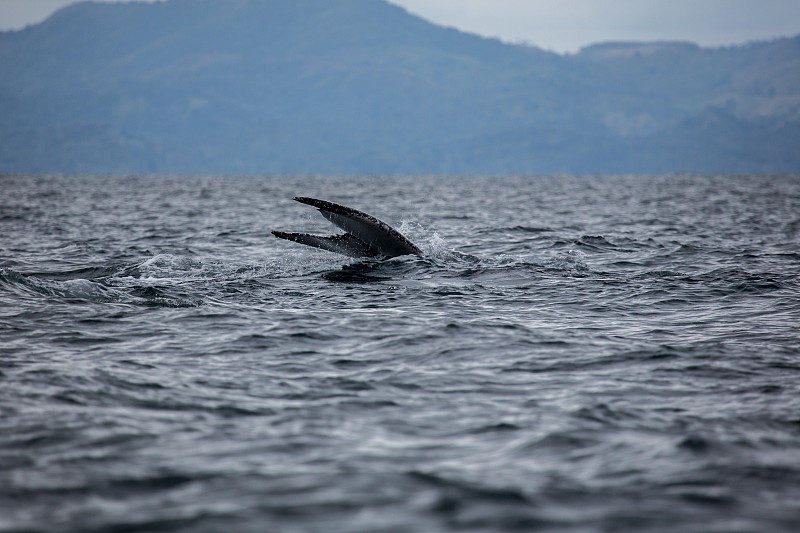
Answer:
[1,0,798,174]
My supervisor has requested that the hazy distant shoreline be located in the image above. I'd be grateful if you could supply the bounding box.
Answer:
[1,0,798,175]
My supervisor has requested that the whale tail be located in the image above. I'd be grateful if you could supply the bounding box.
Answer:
[272,197,422,259]
[271,231,381,258]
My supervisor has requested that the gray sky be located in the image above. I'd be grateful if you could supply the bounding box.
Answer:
[1,0,799,53]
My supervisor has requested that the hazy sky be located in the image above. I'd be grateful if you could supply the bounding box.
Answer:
[1,0,798,53]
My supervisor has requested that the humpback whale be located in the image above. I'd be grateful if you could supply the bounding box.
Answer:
[272,197,422,259]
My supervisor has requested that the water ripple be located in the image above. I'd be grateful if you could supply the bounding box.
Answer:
[1,173,799,532]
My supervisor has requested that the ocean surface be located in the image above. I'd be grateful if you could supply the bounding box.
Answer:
[1,173,799,533]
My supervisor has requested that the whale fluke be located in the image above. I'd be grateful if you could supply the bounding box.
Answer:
[272,197,422,259]
[270,231,381,258]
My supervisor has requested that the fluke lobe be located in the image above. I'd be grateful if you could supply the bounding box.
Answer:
[272,197,422,259]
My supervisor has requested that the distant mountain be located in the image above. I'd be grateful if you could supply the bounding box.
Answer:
[1,0,799,174]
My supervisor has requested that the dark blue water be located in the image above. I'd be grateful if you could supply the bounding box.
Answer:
[1,173,799,533]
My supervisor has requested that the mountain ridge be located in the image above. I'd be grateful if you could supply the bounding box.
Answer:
[1,0,798,174]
